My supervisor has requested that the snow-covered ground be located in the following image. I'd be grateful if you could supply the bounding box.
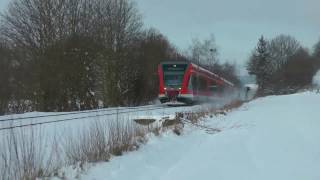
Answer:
[55,92,320,180]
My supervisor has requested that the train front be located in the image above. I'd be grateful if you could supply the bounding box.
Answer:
[158,62,191,105]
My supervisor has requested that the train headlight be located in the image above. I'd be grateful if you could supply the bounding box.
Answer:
[164,87,167,90]
[179,88,181,90]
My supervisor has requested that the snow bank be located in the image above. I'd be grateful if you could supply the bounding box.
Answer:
[63,92,320,180]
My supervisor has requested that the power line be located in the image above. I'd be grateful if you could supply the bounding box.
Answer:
[0,106,171,131]
[0,105,162,123]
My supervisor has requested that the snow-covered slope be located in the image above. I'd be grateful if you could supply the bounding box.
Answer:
[63,92,320,180]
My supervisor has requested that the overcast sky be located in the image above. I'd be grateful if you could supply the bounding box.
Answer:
[1,0,319,69]
[135,0,320,68]
[0,0,8,11]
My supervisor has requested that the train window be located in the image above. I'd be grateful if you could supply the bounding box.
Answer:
[188,75,193,90]
[198,76,207,91]
[162,64,187,72]
[189,75,207,92]
[192,75,198,92]
[162,64,188,89]
[163,72,184,89]
[209,82,217,92]
[215,84,225,96]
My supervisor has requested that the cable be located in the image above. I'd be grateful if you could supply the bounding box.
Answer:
[0,106,171,131]
[0,105,162,123]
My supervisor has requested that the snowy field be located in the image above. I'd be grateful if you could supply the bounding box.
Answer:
[0,102,227,176]
[1,91,319,180]
[1,102,226,179]
[52,92,320,180]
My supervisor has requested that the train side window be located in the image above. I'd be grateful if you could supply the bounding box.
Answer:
[209,82,217,92]
[191,75,198,91]
[199,76,207,91]
[216,84,225,95]
[188,75,193,90]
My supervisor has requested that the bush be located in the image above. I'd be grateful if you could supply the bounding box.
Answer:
[64,118,148,165]
[0,127,61,180]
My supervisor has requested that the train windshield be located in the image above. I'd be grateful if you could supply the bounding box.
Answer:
[162,64,188,89]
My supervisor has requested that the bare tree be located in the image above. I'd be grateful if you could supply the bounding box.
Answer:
[268,34,301,71]
[247,34,316,95]
[1,0,69,52]
[97,0,144,106]
[0,41,12,114]
[0,0,180,110]
[187,34,218,67]
[282,48,315,88]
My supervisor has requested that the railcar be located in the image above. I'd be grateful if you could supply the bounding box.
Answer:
[158,61,234,104]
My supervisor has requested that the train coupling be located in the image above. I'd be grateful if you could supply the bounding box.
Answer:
[164,88,181,102]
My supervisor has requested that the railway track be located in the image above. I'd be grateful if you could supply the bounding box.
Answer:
[0,104,191,131]
[0,104,165,122]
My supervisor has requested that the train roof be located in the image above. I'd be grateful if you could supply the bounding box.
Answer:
[160,61,189,65]
[191,63,234,87]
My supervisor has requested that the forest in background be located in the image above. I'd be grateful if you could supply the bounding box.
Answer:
[247,35,320,95]
[0,0,319,115]
[0,0,241,114]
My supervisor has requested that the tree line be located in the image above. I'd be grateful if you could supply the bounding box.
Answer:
[0,0,240,115]
[0,0,182,114]
[247,35,320,96]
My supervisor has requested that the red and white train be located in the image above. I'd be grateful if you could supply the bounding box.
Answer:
[158,61,234,104]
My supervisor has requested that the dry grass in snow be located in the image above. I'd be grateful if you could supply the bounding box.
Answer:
[0,127,61,180]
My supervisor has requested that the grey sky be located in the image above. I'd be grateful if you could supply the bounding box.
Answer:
[0,0,9,11]
[135,0,319,67]
[1,0,319,69]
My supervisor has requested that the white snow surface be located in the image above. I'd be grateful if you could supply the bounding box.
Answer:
[57,92,320,180]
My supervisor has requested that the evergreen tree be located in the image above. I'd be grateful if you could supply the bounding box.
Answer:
[247,36,271,94]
